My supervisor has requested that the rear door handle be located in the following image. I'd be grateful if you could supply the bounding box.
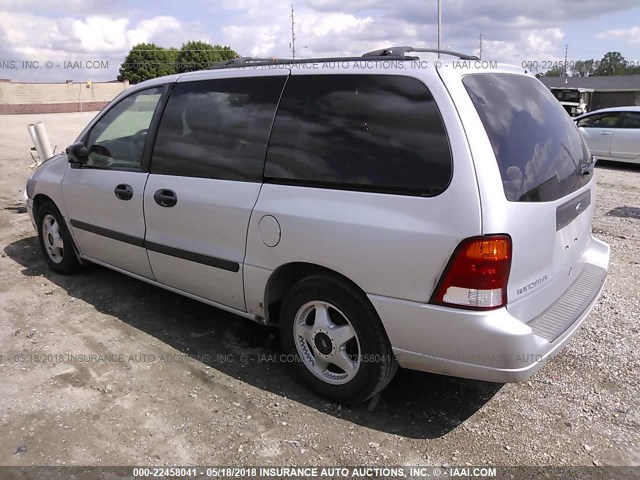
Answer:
[153,189,177,208]
[599,131,612,135]
[114,184,133,201]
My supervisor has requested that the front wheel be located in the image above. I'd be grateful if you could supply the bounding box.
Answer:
[36,201,84,275]
[280,274,397,404]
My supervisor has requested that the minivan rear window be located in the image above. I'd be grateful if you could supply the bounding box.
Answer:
[463,74,592,202]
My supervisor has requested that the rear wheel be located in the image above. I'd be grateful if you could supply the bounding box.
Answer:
[36,201,84,274]
[280,274,397,404]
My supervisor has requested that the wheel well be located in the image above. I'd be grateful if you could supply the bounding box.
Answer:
[264,262,369,324]
[31,194,85,263]
[32,194,54,220]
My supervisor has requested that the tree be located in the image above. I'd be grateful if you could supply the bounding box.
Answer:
[118,43,178,84]
[624,65,640,75]
[572,59,596,77]
[595,51,627,76]
[165,47,179,73]
[176,41,237,73]
[544,64,565,77]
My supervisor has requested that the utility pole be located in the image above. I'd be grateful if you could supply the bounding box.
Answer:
[478,32,483,60]
[290,5,296,60]
[564,44,569,77]
[437,0,442,58]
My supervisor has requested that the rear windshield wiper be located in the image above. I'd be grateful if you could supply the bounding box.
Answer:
[517,175,558,202]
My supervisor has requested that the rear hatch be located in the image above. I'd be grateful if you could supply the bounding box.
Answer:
[440,68,596,322]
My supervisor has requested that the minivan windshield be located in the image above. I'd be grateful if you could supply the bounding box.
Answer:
[463,74,592,202]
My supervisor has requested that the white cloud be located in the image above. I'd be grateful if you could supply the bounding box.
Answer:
[297,12,375,57]
[1,0,639,81]
[52,16,131,54]
[524,28,564,55]
[0,11,207,80]
[221,3,413,60]
[128,16,207,48]
[0,0,118,12]
[218,1,567,65]
[224,24,284,57]
[0,11,200,56]
[596,27,640,46]
[305,13,372,38]
[222,0,290,57]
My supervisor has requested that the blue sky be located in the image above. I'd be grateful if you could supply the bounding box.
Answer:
[2,0,640,82]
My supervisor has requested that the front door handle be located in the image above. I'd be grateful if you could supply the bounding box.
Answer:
[114,184,133,201]
[153,189,177,208]
[599,131,612,135]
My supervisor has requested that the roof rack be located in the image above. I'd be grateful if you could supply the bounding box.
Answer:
[216,57,280,67]
[206,54,418,70]
[362,46,479,61]
[203,47,478,71]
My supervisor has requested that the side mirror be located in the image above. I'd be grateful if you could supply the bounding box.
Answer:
[66,142,89,165]
[89,144,111,157]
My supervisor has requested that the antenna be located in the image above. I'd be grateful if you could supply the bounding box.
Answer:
[478,32,483,60]
[437,0,442,59]
[423,0,442,58]
[290,5,296,60]
[564,44,569,77]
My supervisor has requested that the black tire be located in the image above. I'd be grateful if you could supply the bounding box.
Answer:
[36,201,84,275]
[280,274,398,405]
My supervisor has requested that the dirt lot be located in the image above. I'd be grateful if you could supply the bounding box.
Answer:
[0,113,638,468]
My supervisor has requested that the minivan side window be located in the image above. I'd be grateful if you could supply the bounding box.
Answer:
[264,75,452,196]
[151,76,287,182]
[85,87,163,169]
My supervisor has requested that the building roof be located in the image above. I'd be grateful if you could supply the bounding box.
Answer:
[540,75,640,91]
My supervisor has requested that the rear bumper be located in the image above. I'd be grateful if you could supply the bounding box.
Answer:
[369,236,610,383]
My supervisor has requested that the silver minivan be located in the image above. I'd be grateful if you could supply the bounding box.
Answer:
[26,48,610,404]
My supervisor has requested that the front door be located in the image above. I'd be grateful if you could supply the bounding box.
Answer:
[62,87,164,278]
[576,111,620,158]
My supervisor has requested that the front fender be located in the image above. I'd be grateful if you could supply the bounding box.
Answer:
[28,153,69,219]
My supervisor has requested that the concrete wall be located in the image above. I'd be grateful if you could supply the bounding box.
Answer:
[0,80,129,114]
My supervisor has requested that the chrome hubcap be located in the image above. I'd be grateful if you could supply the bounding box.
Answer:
[42,214,64,264]
[294,301,361,385]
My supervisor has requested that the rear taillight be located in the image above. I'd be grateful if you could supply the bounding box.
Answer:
[430,235,512,310]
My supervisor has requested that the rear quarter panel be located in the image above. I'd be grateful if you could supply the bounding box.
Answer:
[244,65,482,316]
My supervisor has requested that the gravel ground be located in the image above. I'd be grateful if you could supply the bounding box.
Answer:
[0,113,638,468]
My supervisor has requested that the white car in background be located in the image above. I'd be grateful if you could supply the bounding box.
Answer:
[575,106,640,164]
